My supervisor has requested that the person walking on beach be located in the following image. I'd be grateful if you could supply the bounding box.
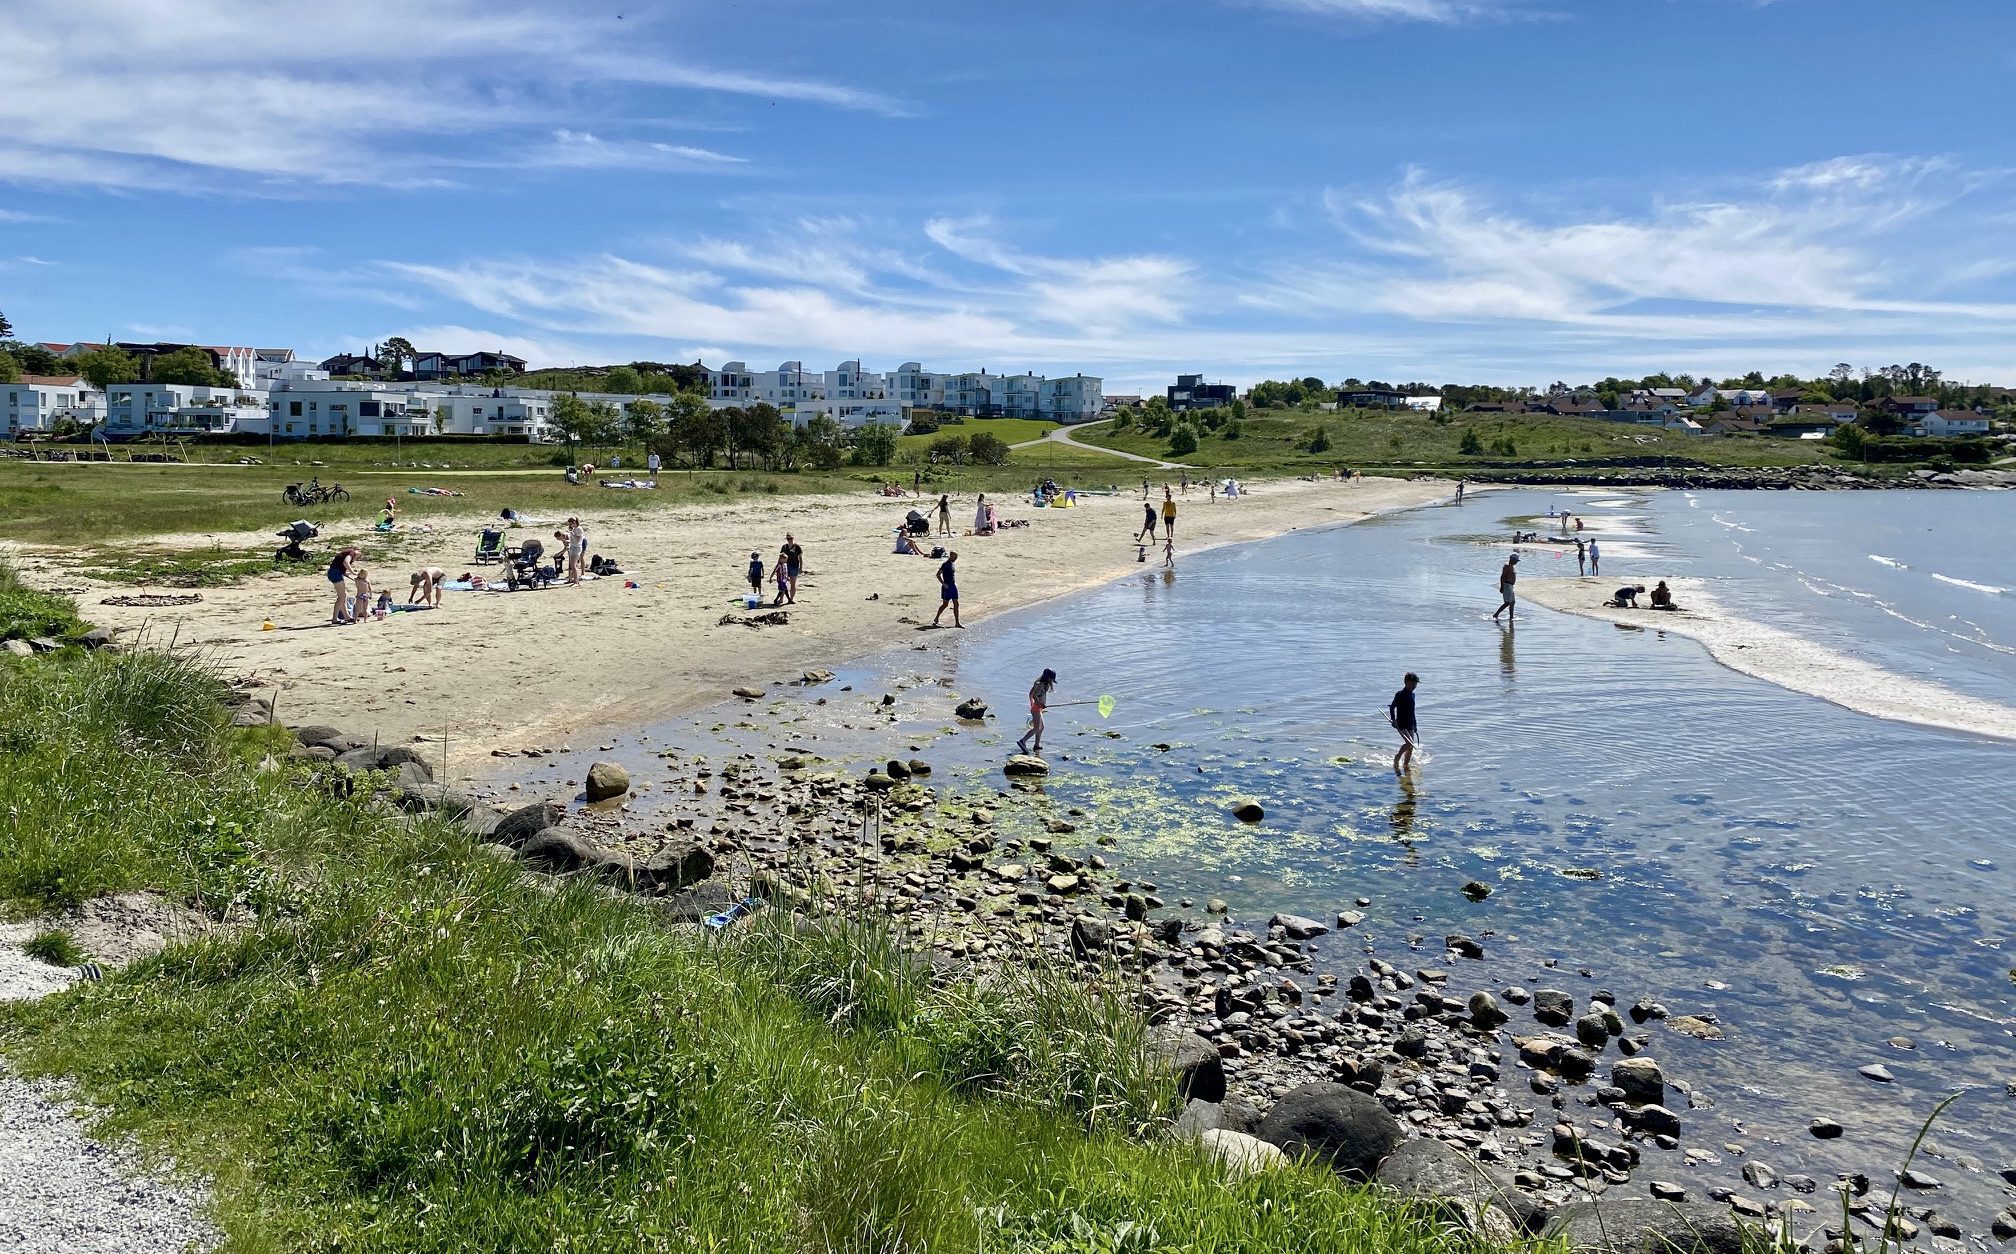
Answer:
[913,469,922,497]
[1163,537,1176,568]
[1388,672,1421,774]
[772,545,796,606]
[647,449,661,477]
[781,533,804,589]
[1137,498,1158,542]
[1209,479,1219,504]
[746,550,765,599]
[1491,553,1520,622]
[1574,537,1587,575]
[1141,478,1151,500]
[1180,471,1190,496]
[1454,479,1465,504]
[1017,668,1057,755]
[1588,539,1601,577]
[1161,488,1177,538]
[936,493,952,536]
[932,551,962,628]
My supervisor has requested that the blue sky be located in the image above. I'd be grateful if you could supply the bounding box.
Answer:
[2,0,2013,393]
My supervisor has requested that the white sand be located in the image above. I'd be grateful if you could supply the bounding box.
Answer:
[1519,576,2016,743]
[11,477,1448,755]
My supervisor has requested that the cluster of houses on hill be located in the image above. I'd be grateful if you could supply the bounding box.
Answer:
[1,342,1105,442]
[1458,386,1994,439]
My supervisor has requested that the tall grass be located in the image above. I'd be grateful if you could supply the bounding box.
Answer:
[0,637,1528,1253]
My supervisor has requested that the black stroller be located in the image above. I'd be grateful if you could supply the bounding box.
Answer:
[904,509,930,537]
[274,520,319,564]
[504,538,559,590]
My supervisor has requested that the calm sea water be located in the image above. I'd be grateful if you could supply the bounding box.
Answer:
[520,487,2016,1221]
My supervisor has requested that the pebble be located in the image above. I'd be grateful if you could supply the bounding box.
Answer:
[1809,1118,1845,1139]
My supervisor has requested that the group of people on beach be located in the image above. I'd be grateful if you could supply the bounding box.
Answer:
[746,534,806,607]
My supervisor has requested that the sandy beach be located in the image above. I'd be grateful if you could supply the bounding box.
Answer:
[1519,575,2016,743]
[11,477,1448,754]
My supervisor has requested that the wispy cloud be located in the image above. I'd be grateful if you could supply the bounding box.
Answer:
[0,0,903,192]
[529,131,750,172]
[1231,0,1536,25]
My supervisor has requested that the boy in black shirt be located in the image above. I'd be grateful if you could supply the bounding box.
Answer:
[1388,672,1420,774]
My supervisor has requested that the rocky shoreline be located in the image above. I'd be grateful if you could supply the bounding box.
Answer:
[1458,463,2014,491]
[252,680,2014,1252]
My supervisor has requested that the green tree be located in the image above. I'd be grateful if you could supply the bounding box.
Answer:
[0,350,18,384]
[797,416,844,469]
[624,397,665,447]
[379,336,416,376]
[584,400,623,449]
[1304,425,1331,453]
[930,433,970,464]
[668,393,721,467]
[967,431,1011,465]
[1459,427,1483,455]
[76,345,139,391]
[1221,413,1243,440]
[0,310,12,340]
[604,365,645,395]
[3,342,59,374]
[850,421,900,466]
[150,346,233,387]
[549,394,597,454]
[1167,421,1199,456]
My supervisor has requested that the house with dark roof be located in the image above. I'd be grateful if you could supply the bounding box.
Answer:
[1879,395,1941,416]
[1335,387,1410,409]
[318,353,383,378]
[412,351,529,380]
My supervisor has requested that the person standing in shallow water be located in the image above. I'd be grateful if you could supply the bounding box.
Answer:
[1388,671,1420,774]
[1017,668,1056,755]
[1491,553,1520,622]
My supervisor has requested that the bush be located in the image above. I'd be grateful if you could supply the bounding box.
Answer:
[0,558,87,643]
[967,432,1011,466]
[849,422,900,467]
[1458,428,1483,455]
[1166,422,1199,456]
[1304,425,1331,454]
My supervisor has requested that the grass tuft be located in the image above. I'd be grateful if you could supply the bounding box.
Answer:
[22,929,85,966]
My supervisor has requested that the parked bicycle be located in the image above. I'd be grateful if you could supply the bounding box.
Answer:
[282,479,350,506]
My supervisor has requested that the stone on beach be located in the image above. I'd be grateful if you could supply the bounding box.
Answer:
[1003,755,1049,776]
[1254,1081,1404,1181]
[1231,800,1265,822]
[584,760,630,801]
[1199,1129,1289,1177]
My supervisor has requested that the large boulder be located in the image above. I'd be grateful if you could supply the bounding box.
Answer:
[1254,1081,1403,1180]
[1533,988,1575,1027]
[1611,1057,1667,1105]
[517,829,623,877]
[1200,1129,1289,1178]
[333,744,433,779]
[1376,1137,1545,1236]
[396,783,476,818]
[1231,800,1265,823]
[1544,1201,1748,1254]
[954,698,989,720]
[1148,1027,1226,1103]
[1003,755,1049,777]
[584,761,631,802]
[289,724,345,748]
[490,801,565,849]
[630,842,714,891]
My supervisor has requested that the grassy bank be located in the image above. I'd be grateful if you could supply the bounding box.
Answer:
[0,582,1505,1252]
[1080,409,1850,474]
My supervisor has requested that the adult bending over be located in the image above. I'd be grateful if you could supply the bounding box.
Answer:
[1606,584,1646,608]
[327,548,360,624]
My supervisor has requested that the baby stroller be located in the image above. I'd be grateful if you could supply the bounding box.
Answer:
[904,509,930,537]
[475,528,505,563]
[273,520,319,564]
[505,538,558,590]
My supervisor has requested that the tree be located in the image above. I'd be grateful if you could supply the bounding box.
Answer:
[967,431,1010,465]
[584,400,623,449]
[76,345,138,391]
[549,394,597,453]
[624,397,665,447]
[930,433,970,464]
[667,392,721,467]
[797,415,844,469]
[1459,427,1483,455]
[2,341,58,374]
[379,336,416,376]
[605,365,645,396]
[1166,421,1199,457]
[0,310,11,340]
[732,403,787,468]
[0,350,18,384]
[850,421,900,467]
[150,346,234,387]
[1304,425,1332,454]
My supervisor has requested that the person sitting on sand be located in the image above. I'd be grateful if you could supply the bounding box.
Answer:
[893,530,927,556]
[1649,581,1679,611]
[1607,584,1647,608]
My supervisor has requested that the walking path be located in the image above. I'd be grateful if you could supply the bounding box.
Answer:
[1013,419,1187,469]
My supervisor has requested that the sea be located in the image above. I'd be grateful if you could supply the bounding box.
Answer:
[509,487,2016,1224]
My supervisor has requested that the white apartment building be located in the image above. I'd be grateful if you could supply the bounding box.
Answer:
[104,382,268,435]
[2,375,104,435]
[702,360,903,428]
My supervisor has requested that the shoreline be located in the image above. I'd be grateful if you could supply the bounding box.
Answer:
[9,475,1451,755]
[1518,576,2016,743]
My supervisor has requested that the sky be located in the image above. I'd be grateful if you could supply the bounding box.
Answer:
[2,0,2013,394]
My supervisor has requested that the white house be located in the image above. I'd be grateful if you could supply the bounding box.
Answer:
[1039,374,1103,422]
[2,375,103,434]
[1403,396,1444,412]
[1917,410,1991,437]
[105,382,269,435]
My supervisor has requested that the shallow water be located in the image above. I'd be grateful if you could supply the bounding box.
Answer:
[504,488,2016,1226]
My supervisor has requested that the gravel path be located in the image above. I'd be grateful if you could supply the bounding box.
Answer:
[2,924,220,1253]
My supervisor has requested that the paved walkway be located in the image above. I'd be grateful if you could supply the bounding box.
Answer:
[1014,420,1187,469]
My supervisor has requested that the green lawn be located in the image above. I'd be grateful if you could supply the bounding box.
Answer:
[1082,408,1849,474]
[894,417,1061,455]
[0,597,1520,1254]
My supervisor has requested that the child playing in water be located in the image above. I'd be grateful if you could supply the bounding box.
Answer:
[1017,668,1057,756]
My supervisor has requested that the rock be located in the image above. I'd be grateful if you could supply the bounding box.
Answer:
[1200,1129,1289,1177]
[906,759,932,776]
[518,829,621,876]
[1469,990,1509,1029]
[732,686,764,699]
[289,744,338,764]
[1545,1200,1749,1254]
[631,842,714,891]
[992,863,1026,882]
[584,761,630,801]
[1,639,33,657]
[1123,894,1148,922]
[1045,873,1081,895]
[1220,1096,1265,1135]
[1254,1081,1404,1181]
[1741,1161,1776,1190]
[864,772,898,791]
[655,881,736,924]
[1461,880,1493,901]
[26,636,61,653]
[78,627,115,650]
[884,759,912,781]
[1069,915,1113,957]
[1533,988,1575,1026]
[1648,1181,1687,1202]
[1336,910,1365,928]
[1231,801,1265,823]
[1899,1168,1940,1191]
[1611,1058,1666,1105]
[1858,1063,1895,1084]
[1667,1015,1724,1041]
[1003,755,1049,776]
[1150,1027,1226,1103]
[1622,1104,1681,1138]
[397,783,475,818]
[490,801,564,848]
[1992,1212,2016,1242]
[1446,933,1485,959]
[1173,1099,1222,1139]
[954,698,989,720]
[1575,1013,1611,1048]
[1629,997,1668,1023]
[1272,913,1328,940]
[289,723,344,746]
[1207,898,1228,914]
[1809,1118,1843,1140]
[1376,1136,1543,1236]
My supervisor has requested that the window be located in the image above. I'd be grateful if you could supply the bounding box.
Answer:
[360,401,380,417]
[290,401,302,416]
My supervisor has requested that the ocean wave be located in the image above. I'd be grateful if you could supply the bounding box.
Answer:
[1869,555,1908,569]
[1931,573,2007,596]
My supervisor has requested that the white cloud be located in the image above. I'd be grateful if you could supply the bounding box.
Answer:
[531,131,750,172]
[0,0,902,192]
[1233,0,1532,24]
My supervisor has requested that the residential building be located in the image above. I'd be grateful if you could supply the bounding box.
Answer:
[411,350,528,380]
[318,353,384,378]
[1403,396,1444,412]
[1038,374,1103,422]
[1763,411,1843,439]
[1169,374,1236,411]
[104,382,268,436]
[1916,410,1991,437]
[2,375,103,434]
[1880,395,1941,416]
[1334,386,1410,409]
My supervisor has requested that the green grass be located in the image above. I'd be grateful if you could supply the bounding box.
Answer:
[22,929,85,966]
[1082,409,1854,475]
[0,582,1529,1252]
[896,417,1061,455]
[0,557,89,641]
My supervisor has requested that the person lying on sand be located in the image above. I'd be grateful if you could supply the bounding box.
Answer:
[1649,581,1680,611]
[1606,584,1647,608]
